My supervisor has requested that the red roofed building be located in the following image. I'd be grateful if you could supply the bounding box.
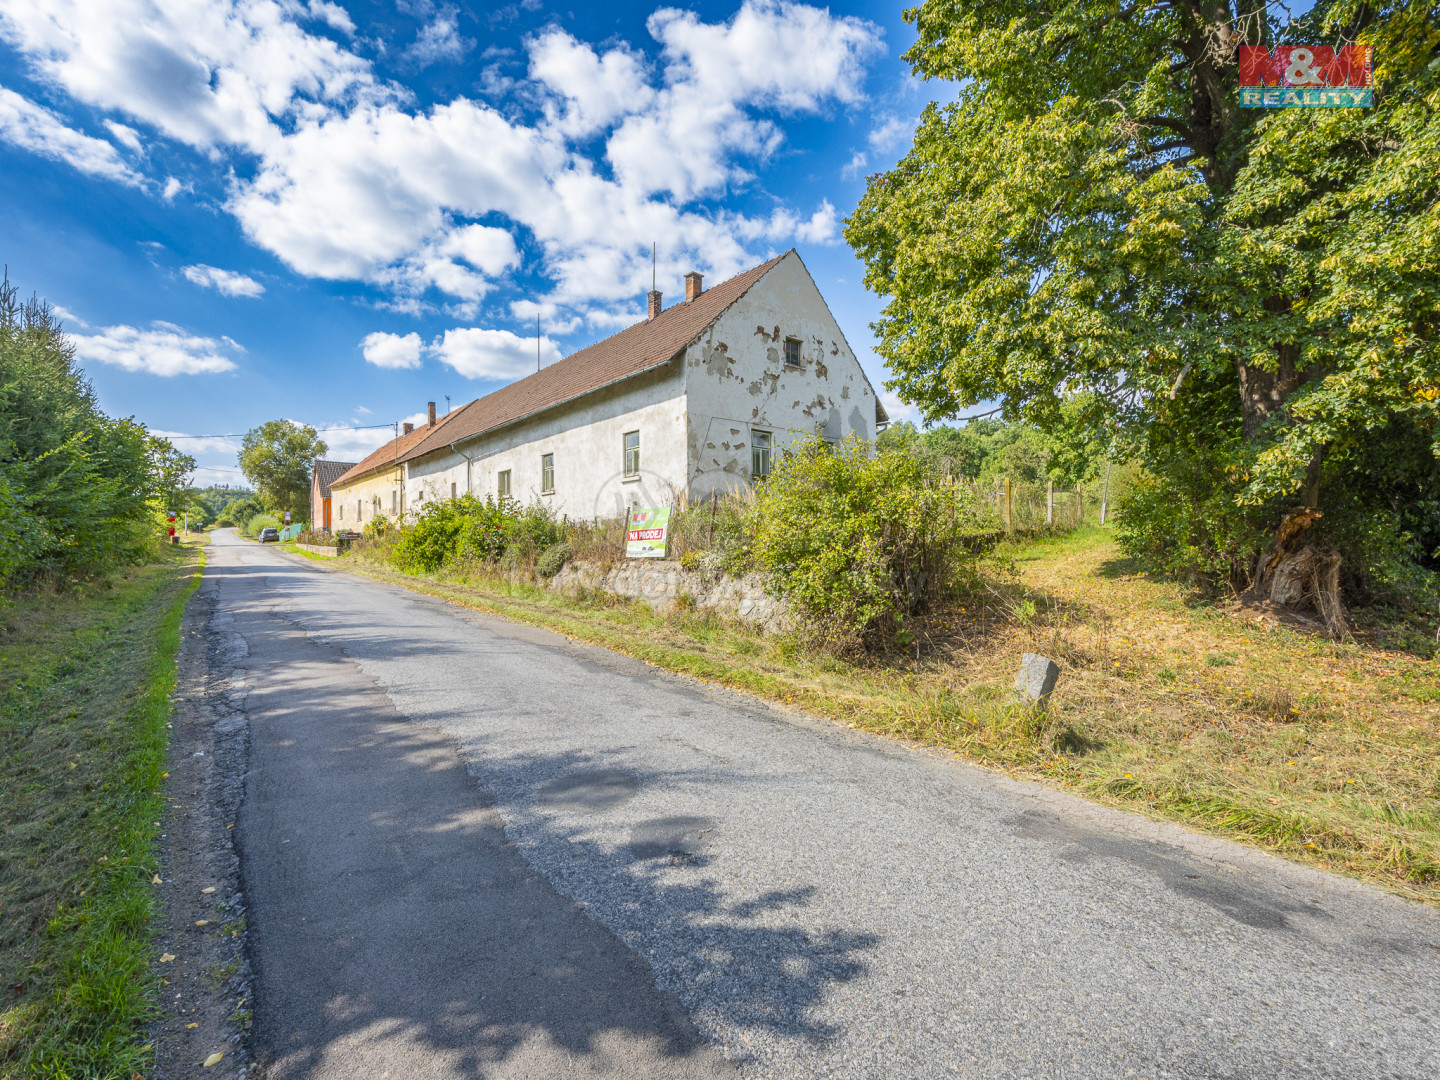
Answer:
[398,251,884,520]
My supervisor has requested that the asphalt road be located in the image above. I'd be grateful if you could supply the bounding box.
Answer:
[203,530,1440,1080]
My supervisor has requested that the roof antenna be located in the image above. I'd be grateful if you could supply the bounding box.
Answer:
[444,394,450,414]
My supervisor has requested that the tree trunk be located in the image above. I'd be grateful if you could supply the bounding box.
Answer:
[1241,507,1349,639]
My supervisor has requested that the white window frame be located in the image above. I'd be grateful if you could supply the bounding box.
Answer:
[540,453,555,494]
[751,429,772,480]
[783,337,802,368]
[623,430,640,478]
[498,470,511,498]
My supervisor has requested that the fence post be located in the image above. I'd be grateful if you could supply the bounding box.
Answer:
[1004,476,1013,533]
[1046,480,1053,526]
[1099,459,1111,525]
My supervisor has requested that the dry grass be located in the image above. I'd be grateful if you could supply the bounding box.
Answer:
[334,526,1440,904]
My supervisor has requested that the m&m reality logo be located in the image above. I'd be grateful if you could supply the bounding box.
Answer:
[1239,45,1373,108]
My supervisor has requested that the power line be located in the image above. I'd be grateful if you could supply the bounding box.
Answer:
[163,423,398,440]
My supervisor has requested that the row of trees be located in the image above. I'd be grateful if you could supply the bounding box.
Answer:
[0,273,195,592]
[846,0,1438,625]
[878,409,1106,491]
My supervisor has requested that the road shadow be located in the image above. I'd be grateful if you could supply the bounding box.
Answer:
[231,578,876,1079]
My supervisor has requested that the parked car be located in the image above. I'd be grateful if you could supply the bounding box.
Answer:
[259,527,280,543]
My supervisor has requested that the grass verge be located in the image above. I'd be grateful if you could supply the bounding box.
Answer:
[0,544,204,1078]
[326,528,1440,905]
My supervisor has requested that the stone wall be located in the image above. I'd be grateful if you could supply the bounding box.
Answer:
[548,559,789,632]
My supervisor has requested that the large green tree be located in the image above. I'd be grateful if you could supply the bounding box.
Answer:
[846,0,1439,627]
[0,273,172,589]
[237,420,327,524]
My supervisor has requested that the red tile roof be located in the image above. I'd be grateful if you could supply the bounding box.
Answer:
[332,413,462,488]
[405,252,789,461]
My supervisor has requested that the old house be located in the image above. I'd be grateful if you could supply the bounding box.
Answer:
[310,459,357,535]
[328,403,459,528]
[400,250,884,519]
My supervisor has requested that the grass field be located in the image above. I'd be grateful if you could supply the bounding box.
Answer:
[338,527,1440,903]
[0,544,203,1078]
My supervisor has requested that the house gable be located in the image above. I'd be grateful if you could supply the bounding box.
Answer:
[683,250,879,497]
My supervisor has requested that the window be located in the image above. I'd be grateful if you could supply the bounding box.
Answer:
[783,337,801,367]
[451,481,457,500]
[357,500,362,521]
[541,453,555,494]
[623,431,640,477]
[391,490,398,514]
[751,430,772,479]
[498,470,511,498]
[338,503,343,521]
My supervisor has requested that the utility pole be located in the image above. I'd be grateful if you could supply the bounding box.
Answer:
[1099,459,1112,526]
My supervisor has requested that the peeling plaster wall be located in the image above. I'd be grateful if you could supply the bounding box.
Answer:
[405,363,688,521]
[683,251,877,500]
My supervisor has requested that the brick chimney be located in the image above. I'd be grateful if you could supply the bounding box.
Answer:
[647,289,663,320]
[684,271,703,302]
[427,401,437,428]
[402,422,414,435]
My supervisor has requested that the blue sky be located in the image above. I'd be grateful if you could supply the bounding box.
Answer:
[0,0,946,484]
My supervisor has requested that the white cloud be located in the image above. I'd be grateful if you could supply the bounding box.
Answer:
[162,176,188,200]
[841,149,867,179]
[361,330,423,369]
[103,118,142,150]
[880,390,921,426]
[49,303,87,327]
[182,263,266,297]
[0,0,883,319]
[307,0,355,35]
[867,115,909,152]
[70,322,239,375]
[0,85,142,184]
[0,0,378,152]
[528,30,653,138]
[405,6,471,67]
[431,327,559,381]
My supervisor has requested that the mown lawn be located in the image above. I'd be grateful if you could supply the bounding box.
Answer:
[333,528,1440,904]
[0,544,202,1078]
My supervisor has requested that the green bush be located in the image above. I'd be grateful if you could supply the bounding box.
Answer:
[746,436,992,652]
[535,541,573,578]
[0,274,190,592]
[392,494,567,573]
[243,513,281,537]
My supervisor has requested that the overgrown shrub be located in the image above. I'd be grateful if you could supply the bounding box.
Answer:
[535,541,573,578]
[243,513,280,537]
[746,436,993,652]
[391,495,564,573]
[393,497,485,572]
